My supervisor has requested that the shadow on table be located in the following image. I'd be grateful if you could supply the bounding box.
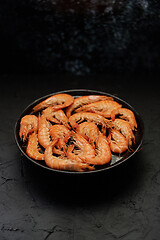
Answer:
[20,150,144,207]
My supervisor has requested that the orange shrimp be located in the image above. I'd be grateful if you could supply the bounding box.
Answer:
[38,114,52,148]
[43,107,71,129]
[33,93,74,112]
[69,112,113,130]
[44,140,94,172]
[113,119,135,146]
[108,129,128,154]
[76,122,99,148]
[76,100,121,118]
[111,108,137,130]
[50,125,71,155]
[83,134,112,165]
[66,95,113,118]
[26,132,44,160]
[67,131,95,163]
[19,115,38,142]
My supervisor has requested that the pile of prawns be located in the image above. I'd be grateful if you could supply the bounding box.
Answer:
[19,93,137,172]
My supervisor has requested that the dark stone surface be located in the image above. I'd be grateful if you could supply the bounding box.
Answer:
[0,0,160,74]
[0,73,160,239]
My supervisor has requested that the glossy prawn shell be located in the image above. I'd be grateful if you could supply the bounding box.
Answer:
[84,134,112,165]
[38,114,52,148]
[69,112,113,130]
[19,115,38,142]
[50,124,71,154]
[33,93,74,112]
[44,140,94,172]
[113,119,135,146]
[111,108,137,130]
[65,95,113,118]
[49,124,71,141]
[26,132,44,160]
[76,122,99,148]
[67,131,95,162]
[43,108,71,129]
[108,129,128,154]
[76,100,121,116]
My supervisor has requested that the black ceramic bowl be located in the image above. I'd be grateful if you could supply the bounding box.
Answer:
[15,89,144,174]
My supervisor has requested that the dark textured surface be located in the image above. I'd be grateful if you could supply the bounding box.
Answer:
[0,0,160,74]
[0,74,160,239]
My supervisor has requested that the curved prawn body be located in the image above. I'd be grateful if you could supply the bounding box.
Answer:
[33,93,74,112]
[111,108,137,131]
[50,125,71,155]
[108,129,128,154]
[76,100,121,118]
[43,107,71,129]
[19,115,38,142]
[113,119,135,146]
[84,134,112,165]
[38,114,52,148]
[66,95,113,118]
[44,140,94,172]
[69,112,113,130]
[26,132,44,160]
[76,122,99,148]
[67,131,95,163]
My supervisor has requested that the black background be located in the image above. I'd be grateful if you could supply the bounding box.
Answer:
[0,0,160,239]
[0,0,160,75]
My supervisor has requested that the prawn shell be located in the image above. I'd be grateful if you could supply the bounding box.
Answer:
[32,93,74,112]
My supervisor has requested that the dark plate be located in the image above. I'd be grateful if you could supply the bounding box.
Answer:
[15,89,144,174]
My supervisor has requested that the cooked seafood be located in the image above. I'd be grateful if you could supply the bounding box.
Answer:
[111,108,137,130]
[66,131,95,162]
[43,107,70,129]
[44,140,94,172]
[19,115,38,142]
[26,132,44,160]
[83,134,112,165]
[66,95,113,118]
[19,92,138,172]
[69,112,113,130]
[33,93,74,112]
[38,114,52,148]
[76,122,99,148]
[113,119,135,146]
[76,100,121,118]
[50,125,71,155]
[108,129,128,154]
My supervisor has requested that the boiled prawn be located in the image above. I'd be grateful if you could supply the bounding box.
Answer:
[66,95,113,118]
[69,112,113,130]
[67,131,95,162]
[26,132,44,160]
[43,107,70,129]
[83,134,112,165]
[111,108,137,130]
[19,115,38,142]
[33,93,74,112]
[113,119,135,146]
[50,125,71,155]
[38,114,52,148]
[44,140,94,172]
[76,100,121,118]
[108,129,128,154]
[76,122,99,148]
